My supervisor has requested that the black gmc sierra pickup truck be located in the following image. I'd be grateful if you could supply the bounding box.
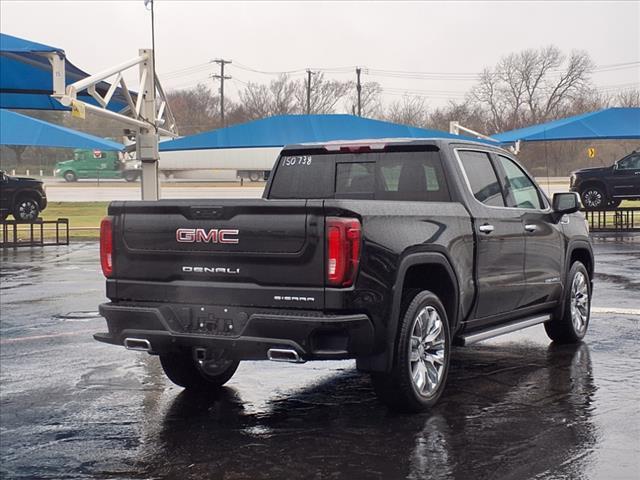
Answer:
[570,150,640,209]
[96,138,593,412]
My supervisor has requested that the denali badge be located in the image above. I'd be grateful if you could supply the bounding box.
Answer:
[176,228,239,244]
[182,266,240,274]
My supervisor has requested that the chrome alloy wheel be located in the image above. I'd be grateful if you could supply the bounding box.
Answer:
[582,190,603,208]
[570,271,589,334]
[409,306,446,397]
[17,199,38,221]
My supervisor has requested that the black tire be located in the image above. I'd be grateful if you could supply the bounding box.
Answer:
[159,351,239,390]
[580,186,606,210]
[544,261,591,344]
[371,290,451,412]
[13,197,40,221]
[123,171,140,182]
[63,171,77,182]
[607,198,622,209]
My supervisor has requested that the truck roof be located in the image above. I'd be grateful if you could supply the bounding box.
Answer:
[281,137,505,153]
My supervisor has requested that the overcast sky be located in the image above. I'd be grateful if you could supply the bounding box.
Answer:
[1,1,639,108]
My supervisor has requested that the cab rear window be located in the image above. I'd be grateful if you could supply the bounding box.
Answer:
[269,148,451,202]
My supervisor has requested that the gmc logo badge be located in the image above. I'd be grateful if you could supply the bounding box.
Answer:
[176,228,239,244]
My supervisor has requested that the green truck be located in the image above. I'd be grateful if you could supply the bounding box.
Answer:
[54,150,141,182]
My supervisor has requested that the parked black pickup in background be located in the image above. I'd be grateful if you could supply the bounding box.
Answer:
[570,150,640,209]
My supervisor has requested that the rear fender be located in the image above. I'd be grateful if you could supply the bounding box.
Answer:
[357,252,460,372]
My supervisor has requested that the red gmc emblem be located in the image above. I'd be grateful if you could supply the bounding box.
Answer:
[176,228,239,244]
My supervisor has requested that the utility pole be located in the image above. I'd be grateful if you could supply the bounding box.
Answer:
[356,67,362,116]
[306,69,313,115]
[212,59,232,126]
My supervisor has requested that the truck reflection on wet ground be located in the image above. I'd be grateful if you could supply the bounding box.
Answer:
[144,342,598,480]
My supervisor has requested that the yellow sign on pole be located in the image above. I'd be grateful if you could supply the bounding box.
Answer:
[588,147,596,158]
[71,100,85,120]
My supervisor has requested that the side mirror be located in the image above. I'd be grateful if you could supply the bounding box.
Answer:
[553,192,580,215]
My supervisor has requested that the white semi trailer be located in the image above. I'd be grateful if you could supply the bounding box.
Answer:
[158,146,281,181]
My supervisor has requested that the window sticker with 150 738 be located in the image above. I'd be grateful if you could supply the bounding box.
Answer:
[281,156,312,167]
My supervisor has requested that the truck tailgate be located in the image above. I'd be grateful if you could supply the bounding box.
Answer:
[108,199,325,309]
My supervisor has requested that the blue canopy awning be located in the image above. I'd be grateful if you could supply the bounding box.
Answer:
[0,109,123,151]
[160,114,493,151]
[0,33,135,112]
[493,108,640,143]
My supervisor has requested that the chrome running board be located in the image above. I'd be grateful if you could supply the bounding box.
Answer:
[459,314,550,346]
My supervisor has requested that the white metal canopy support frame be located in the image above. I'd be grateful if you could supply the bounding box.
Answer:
[50,49,178,200]
[449,121,520,154]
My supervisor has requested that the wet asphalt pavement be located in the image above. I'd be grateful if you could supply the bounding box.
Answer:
[1,237,639,479]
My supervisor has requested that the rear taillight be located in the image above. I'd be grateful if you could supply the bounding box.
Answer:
[100,216,113,278]
[326,217,361,287]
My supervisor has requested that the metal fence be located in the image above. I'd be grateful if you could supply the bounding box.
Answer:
[582,207,640,232]
[1,218,70,248]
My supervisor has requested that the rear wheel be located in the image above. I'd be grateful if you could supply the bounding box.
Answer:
[545,261,591,343]
[123,171,140,182]
[371,290,451,412]
[580,186,606,210]
[13,197,40,221]
[159,350,239,390]
[607,198,622,209]
[63,171,77,182]
[249,171,262,182]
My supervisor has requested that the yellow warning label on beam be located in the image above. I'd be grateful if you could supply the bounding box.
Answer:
[588,147,596,158]
[71,100,85,120]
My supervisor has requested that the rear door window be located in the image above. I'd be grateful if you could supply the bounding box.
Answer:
[335,153,449,201]
[496,155,544,209]
[457,150,505,207]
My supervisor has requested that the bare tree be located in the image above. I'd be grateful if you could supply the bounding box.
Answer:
[5,145,28,165]
[346,81,383,117]
[615,89,640,107]
[472,46,595,132]
[429,100,488,134]
[270,75,298,115]
[239,82,273,120]
[384,95,428,127]
[239,74,298,119]
[294,72,352,114]
[166,84,220,134]
[473,68,509,132]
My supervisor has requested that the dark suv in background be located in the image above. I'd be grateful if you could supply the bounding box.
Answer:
[570,150,640,209]
[0,170,48,221]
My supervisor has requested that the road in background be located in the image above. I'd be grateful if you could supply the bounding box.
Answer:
[42,178,567,202]
[2,236,637,479]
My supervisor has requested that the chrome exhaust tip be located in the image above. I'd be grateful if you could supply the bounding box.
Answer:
[267,348,305,363]
[123,337,151,352]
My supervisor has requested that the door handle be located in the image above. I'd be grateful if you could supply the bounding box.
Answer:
[524,224,537,232]
[478,224,494,234]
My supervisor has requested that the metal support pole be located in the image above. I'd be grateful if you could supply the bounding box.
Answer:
[138,48,160,201]
[356,67,362,117]
[306,69,313,115]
